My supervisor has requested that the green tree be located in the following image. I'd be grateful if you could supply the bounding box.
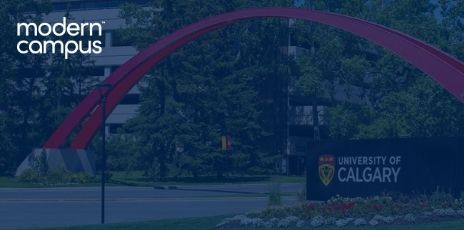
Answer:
[0,0,50,175]
[0,2,100,175]
[119,0,291,179]
[38,11,98,142]
[293,0,464,139]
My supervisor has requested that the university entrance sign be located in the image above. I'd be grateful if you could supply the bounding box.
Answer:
[307,138,464,200]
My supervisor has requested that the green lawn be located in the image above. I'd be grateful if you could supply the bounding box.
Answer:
[33,216,225,230]
[110,171,304,187]
[0,176,101,188]
[0,176,38,188]
[31,216,464,230]
[0,173,304,188]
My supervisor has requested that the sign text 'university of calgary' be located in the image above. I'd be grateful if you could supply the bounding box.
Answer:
[307,138,464,200]
[319,155,402,186]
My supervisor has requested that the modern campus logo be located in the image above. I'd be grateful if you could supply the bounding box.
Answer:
[318,154,335,186]
[16,17,104,59]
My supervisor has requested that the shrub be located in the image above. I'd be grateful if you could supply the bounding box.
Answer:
[258,194,464,220]
[296,188,306,203]
[17,150,98,185]
[18,169,41,183]
[268,183,282,206]
[64,172,93,184]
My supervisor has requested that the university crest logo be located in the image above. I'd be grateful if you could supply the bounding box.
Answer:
[319,154,335,186]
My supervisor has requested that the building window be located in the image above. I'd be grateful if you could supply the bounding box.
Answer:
[86,66,105,76]
[112,30,135,47]
[111,65,121,73]
[80,33,105,48]
[109,123,123,134]
[120,94,140,105]
[52,0,151,12]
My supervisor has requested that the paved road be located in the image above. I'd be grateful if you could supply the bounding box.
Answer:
[0,183,303,230]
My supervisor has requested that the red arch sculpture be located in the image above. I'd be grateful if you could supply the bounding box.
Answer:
[43,7,464,149]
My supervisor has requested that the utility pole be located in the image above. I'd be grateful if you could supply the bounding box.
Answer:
[97,83,112,224]
[312,101,320,141]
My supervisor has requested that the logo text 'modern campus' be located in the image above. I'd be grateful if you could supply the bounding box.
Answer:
[17,17,104,59]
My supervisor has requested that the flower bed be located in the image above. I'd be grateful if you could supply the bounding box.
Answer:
[217,193,464,229]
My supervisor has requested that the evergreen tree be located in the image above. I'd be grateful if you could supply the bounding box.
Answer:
[118,0,291,179]
[294,0,464,139]
[0,2,100,175]
[0,0,50,175]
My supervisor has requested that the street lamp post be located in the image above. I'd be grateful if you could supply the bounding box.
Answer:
[97,83,112,224]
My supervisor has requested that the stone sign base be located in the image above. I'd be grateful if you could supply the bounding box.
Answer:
[15,148,96,177]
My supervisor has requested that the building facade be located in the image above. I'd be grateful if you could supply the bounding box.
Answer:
[45,0,149,135]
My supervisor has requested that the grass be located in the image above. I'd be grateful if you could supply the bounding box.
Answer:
[33,216,225,230]
[30,216,464,230]
[0,176,101,188]
[0,173,304,188]
[110,171,304,187]
[0,176,41,188]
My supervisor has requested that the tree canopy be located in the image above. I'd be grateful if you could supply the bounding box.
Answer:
[1,0,463,178]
